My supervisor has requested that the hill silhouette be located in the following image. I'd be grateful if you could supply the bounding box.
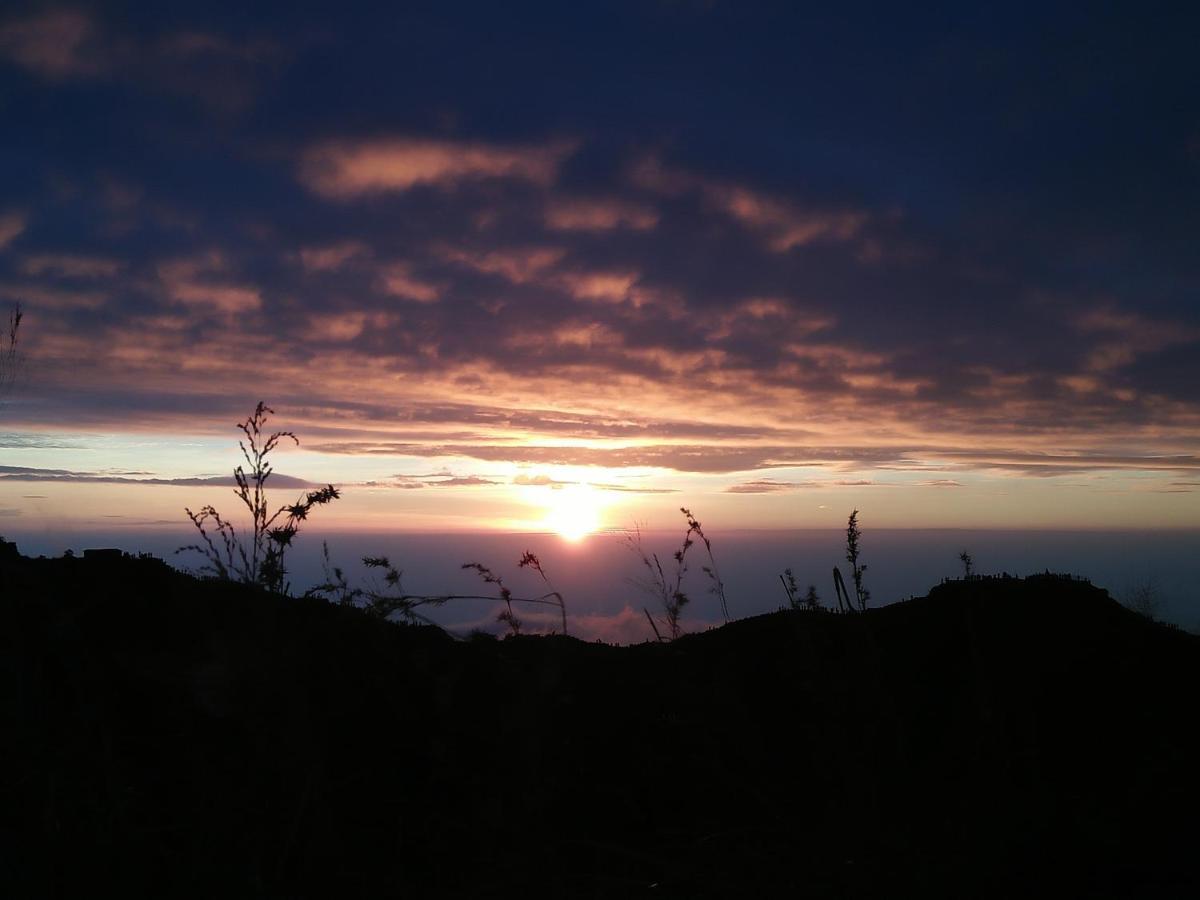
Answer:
[2,547,1198,897]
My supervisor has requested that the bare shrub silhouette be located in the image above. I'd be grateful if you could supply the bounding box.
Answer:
[683,507,729,623]
[463,561,522,636]
[624,523,687,641]
[518,551,568,634]
[1121,576,1164,621]
[464,554,568,636]
[780,568,821,611]
[306,548,568,636]
[780,568,800,608]
[832,565,853,613]
[309,540,362,606]
[624,506,728,641]
[177,402,339,594]
[959,550,974,579]
[802,583,820,610]
[845,509,869,611]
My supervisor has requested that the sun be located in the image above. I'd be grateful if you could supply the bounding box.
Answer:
[542,483,602,541]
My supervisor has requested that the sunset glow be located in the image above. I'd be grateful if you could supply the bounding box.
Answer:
[0,4,1197,545]
[541,483,604,541]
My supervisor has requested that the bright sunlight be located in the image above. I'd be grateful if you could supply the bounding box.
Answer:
[542,483,603,541]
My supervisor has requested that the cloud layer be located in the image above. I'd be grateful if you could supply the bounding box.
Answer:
[1,4,1198,524]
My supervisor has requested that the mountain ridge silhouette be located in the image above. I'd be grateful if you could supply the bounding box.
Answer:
[2,546,1197,897]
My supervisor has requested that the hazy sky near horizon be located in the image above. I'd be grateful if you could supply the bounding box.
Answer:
[1,2,1199,537]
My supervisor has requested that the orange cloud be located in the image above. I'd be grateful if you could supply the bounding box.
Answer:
[379,263,439,302]
[299,137,577,198]
[705,184,866,251]
[158,254,262,314]
[559,270,640,304]
[0,282,107,310]
[630,154,867,251]
[1076,306,1200,372]
[439,245,566,283]
[544,197,659,232]
[298,241,370,271]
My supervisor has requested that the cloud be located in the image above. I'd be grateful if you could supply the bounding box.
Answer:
[20,254,122,278]
[630,154,867,251]
[299,137,578,198]
[158,255,262,314]
[725,479,813,493]
[512,472,677,493]
[513,474,568,487]
[589,482,679,494]
[0,464,317,487]
[299,241,370,272]
[0,211,26,249]
[0,433,86,449]
[705,183,867,252]
[0,9,283,117]
[379,263,440,302]
[4,9,1200,505]
[1075,306,1200,372]
[168,281,261,314]
[0,282,107,310]
[0,9,105,78]
[360,471,500,488]
[544,197,658,232]
[304,441,907,474]
[559,269,640,304]
[438,244,566,283]
[424,475,500,487]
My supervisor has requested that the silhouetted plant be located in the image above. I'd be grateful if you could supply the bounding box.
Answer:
[304,547,568,635]
[832,566,852,613]
[464,555,569,636]
[464,561,521,635]
[845,509,869,611]
[518,550,568,634]
[307,552,450,625]
[781,569,821,611]
[311,540,362,606]
[682,507,729,623]
[959,550,974,579]
[177,401,340,594]
[803,584,820,610]
[1122,577,1164,621]
[362,556,459,624]
[624,523,686,641]
[624,507,726,641]
[780,568,800,608]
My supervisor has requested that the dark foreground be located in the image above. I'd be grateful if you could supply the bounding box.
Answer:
[2,549,1198,898]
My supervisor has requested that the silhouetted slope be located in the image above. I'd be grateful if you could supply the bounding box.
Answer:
[2,552,1197,898]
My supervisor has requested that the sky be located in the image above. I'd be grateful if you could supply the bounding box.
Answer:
[1,1,1199,548]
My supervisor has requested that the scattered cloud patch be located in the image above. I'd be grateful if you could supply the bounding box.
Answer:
[299,137,577,198]
[20,254,122,278]
[299,241,370,272]
[0,9,105,79]
[725,479,814,493]
[0,211,27,249]
[544,197,658,232]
